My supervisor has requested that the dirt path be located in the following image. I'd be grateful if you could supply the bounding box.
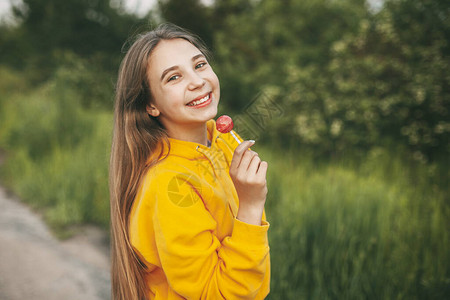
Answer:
[0,186,111,300]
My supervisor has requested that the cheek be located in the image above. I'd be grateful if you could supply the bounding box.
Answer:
[155,86,180,105]
[150,88,164,107]
[215,82,220,99]
[210,72,220,91]
[215,77,220,100]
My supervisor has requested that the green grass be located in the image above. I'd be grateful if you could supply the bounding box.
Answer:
[0,68,112,237]
[258,146,449,299]
[0,67,448,298]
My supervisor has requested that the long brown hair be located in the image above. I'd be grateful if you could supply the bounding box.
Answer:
[109,23,211,300]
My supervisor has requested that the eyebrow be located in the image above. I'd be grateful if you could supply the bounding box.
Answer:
[160,54,206,82]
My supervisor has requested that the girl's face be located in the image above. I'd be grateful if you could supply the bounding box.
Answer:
[146,38,220,134]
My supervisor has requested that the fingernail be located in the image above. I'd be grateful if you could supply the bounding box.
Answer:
[248,140,255,143]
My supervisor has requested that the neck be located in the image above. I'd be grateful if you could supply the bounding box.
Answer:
[165,122,209,146]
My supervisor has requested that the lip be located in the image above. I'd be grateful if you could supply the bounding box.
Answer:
[186,92,212,108]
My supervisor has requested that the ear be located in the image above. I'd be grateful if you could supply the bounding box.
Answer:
[146,104,160,117]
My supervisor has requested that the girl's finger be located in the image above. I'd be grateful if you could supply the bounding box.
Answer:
[256,161,268,180]
[247,154,261,174]
[230,140,255,170]
[239,150,258,171]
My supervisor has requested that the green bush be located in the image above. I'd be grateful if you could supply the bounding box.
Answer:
[213,0,450,160]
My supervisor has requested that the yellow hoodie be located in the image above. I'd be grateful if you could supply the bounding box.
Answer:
[129,120,270,299]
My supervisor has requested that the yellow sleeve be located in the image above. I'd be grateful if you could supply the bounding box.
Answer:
[150,172,270,299]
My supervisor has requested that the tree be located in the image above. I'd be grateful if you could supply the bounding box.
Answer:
[212,0,367,149]
[213,0,450,160]
[318,0,450,159]
[1,0,141,81]
[157,0,213,48]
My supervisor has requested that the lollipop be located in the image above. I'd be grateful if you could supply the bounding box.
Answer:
[216,115,241,144]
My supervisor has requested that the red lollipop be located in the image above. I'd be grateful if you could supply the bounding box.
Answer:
[216,115,234,133]
[216,115,241,144]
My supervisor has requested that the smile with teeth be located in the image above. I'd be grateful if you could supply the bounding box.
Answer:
[187,93,210,106]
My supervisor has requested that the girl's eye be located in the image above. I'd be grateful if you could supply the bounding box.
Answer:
[195,62,207,69]
[168,75,180,82]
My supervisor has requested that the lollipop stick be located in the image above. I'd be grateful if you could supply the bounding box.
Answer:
[216,115,242,145]
[230,130,241,144]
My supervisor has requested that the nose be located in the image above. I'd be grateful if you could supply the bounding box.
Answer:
[187,71,206,90]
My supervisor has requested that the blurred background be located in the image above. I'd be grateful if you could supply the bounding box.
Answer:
[0,0,448,299]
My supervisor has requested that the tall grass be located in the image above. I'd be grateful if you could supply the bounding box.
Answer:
[0,67,112,236]
[258,146,449,299]
[0,67,448,297]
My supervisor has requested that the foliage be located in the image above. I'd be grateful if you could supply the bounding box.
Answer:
[50,51,117,109]
[292,0,450,160]
[1,0,142,83]
[0,67,111,234]
[212,0,367,111]
[212,0,450,161]
[157,0,214,48]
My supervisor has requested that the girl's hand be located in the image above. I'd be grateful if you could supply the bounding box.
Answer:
[229,140,268,225]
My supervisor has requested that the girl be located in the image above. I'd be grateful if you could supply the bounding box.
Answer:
[109,23,270,300]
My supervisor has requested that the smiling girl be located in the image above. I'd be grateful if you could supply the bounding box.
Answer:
[109,23,270,300]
